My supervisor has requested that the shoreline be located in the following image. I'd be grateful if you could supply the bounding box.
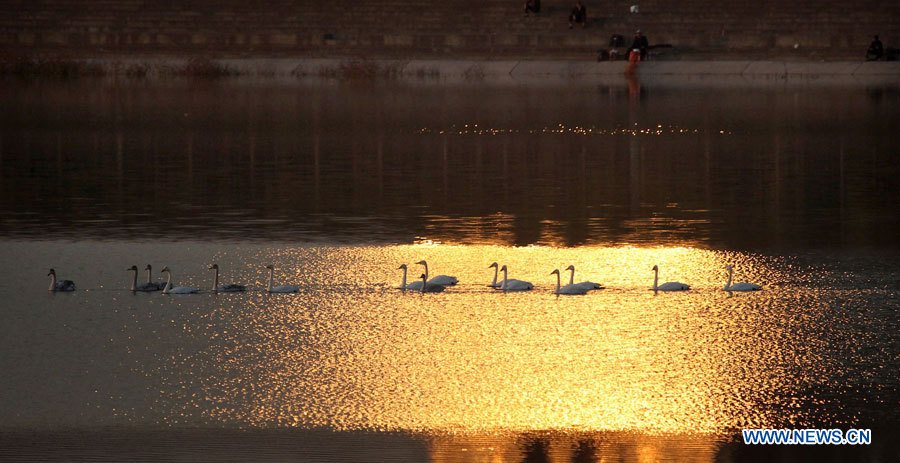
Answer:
[4,57,900,83]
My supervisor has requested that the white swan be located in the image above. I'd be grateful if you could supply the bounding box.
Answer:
[499,265,533,291]
[128,265,161,291]
[488,262,531,289]
[208,264,246,293]
[264,265,299,293]
[488,262,502,288]
[417,273,446,293]
[652,265,690,291]
[160,266,199,294]
[724,265,762,291]
[565,265,603,291]
[143,264,166,291]
[47,268,75,292]
[416,260,458,286]
[398,264,424,291]
[551,269,590,295]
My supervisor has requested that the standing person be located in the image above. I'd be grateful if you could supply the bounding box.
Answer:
[866,35,884,61]
[524,0,541,15]
[629,29,649,60]
[569,1,587,28]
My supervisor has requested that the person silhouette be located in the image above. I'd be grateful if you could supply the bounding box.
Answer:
[867,35,884,61]
[569,1,587,28]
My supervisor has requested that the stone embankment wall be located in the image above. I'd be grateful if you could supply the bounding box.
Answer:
[2,0,899,60]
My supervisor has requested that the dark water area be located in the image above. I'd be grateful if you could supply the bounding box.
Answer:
[1,77,899,462]
[1,78,898,249]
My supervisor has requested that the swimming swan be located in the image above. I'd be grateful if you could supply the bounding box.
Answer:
[565,265,603,291]
[47,269,75,292]
[652,265,690,291]
[264,265,299,293]
[488,262,502,288]
[551,269,590,295]
[416,260,458,286]
[417,273,446,293]
[128,265,161,291]
[488,262,531,289]
[160,266,199,294]
[208,264,246,293]
[724,265,762,291]
[398,264,424,291]
[143,264,166,291]
[499,265,533,291]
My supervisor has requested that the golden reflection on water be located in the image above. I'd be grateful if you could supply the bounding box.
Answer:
[159,244,806,441]
[426,432,720,463]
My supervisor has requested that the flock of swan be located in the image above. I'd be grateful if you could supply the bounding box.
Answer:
[399,261,759,294]
[49,264,300,294]
[48,261,762,295]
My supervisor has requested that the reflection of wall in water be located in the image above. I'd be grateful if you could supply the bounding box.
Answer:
[0,82,897,248]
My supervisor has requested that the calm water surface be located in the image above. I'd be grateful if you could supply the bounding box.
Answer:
[0,78,898,462]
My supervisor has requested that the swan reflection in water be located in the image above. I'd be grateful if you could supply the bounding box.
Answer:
[417,273,446,293]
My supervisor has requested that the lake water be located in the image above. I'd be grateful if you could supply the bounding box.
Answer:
[0,76,898,462]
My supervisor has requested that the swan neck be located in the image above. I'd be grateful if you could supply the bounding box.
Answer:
[725,268,733,289]
[568,267,575,286]
[555,272,561,293]
[501,268,508,290]
[491,266,498,286]
[267,268,274,291]
[163,271,172,294]
[131,269,137,291]
[653,268,658,291]
[213,268,219,291]
[146,267,152,283]
[401,267,407,289]
[49,273,56,291]
[422,263,429,281]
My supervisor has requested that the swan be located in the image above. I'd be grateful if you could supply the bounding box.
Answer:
[47,269,75,292]
[416,260,458,286]
[417,273,446,293]
[144,264,167,291]
[488,262,502,288]
[264,265,299,293]
[159,266,199,294]
[128,265,161,291]
[724,265,762,291]
[565,265,603,291]
[488,262,531,289]
[398,264,424,291]
[499,265,533,291]
[652,265,690,291]
[551,269,590,295]
[208,264,246,293]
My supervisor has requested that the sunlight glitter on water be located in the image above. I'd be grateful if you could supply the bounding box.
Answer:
[1,240,896,443]
[134,244,799,434]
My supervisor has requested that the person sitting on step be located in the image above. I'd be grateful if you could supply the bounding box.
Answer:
[866,35,884,61]
[569,1,587,28]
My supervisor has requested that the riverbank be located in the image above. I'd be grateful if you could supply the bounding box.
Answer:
[4,57,900,84]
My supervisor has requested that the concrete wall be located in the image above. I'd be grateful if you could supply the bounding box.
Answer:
[1,0,898,60]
